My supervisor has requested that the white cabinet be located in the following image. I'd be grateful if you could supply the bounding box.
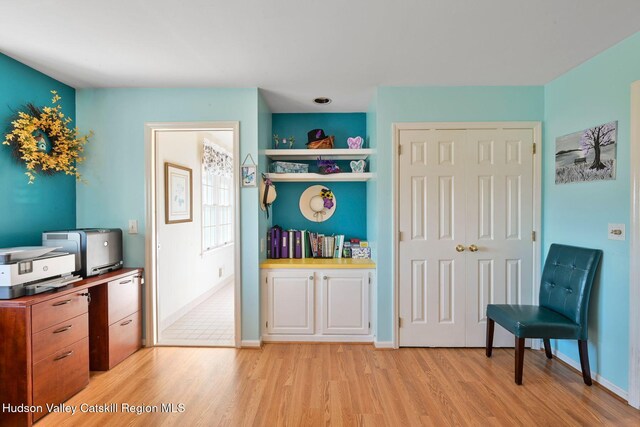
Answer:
[320,271,369,335]
[261,266,374,342]
[266,271,315,335]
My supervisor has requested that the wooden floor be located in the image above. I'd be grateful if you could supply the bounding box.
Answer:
[38,344,640,426]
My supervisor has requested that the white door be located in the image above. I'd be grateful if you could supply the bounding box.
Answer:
[398,129,468,346]
[398,125,536,347]
[320,270,370,335]
[266,271,314,335]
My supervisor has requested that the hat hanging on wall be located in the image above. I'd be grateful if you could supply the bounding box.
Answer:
[260,175,277,218]
[299,185,337,222]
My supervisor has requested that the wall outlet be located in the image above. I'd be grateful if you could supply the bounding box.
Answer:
[218,267,223,278]
[260,237,265,253]
[128,219,138,234]
[608,223,625,240]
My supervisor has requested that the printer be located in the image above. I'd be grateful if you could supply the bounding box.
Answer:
[0,247,80,299]
[42,228,124,278]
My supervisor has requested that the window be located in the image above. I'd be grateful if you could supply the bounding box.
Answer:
[202,142,233,251]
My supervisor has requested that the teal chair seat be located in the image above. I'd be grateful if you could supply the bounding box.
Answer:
[486,244,602,386]
[486,305,580,339]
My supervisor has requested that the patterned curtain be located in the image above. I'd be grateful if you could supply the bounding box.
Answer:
[203,139,233,177]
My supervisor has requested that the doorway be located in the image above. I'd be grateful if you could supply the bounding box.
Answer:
[144,122,241,348]
[395,122,542,348]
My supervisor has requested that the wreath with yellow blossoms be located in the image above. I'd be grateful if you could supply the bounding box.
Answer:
[2,91,92,183]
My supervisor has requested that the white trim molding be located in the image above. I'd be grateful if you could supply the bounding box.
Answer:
[144,121,242,349]
[553,349,628,400]
[392,122,542,349]
[629,81,640,409]
[241,340,263,348]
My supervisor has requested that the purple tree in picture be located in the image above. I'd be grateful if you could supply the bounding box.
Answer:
[579,122,616,170]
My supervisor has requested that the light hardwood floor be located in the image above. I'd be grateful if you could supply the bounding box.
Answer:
[38,344,640,426]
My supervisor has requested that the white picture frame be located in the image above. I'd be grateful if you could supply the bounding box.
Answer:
[241,164,257,187]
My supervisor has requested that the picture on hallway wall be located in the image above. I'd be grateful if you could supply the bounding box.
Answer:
[165,162,193,224]
[555,121,617,184]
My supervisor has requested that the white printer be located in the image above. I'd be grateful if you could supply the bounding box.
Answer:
[0,247,80,299]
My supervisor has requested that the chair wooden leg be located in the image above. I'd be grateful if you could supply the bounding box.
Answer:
[486,318,495,357]
[578,340,593,386]
[543,339,553,359]
[515,337,525,385]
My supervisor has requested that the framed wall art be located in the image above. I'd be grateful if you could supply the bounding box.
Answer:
[165,162,193,224]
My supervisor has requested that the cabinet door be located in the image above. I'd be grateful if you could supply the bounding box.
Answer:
[266,271,314,335]
[320,270,370,335]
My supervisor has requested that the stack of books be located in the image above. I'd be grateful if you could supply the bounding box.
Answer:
[267,226,367,259]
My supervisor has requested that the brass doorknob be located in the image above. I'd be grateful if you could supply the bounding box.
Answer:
[455,244,466,252]
[469,244,479,252]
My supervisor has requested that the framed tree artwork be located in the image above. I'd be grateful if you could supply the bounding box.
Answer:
[165,162,193,223]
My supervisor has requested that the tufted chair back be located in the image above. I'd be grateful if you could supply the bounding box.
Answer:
[539,244,602,339]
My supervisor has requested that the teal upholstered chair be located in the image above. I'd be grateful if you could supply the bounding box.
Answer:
[486,244,602,385]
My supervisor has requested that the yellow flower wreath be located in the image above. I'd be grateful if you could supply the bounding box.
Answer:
[2,91,92,183]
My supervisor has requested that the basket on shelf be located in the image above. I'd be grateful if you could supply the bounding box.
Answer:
[270,161,309,174]
[307,135,334,149]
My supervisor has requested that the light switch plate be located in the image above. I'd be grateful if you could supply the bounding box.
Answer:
[128,219,138,234]
[260,237,265,253]
[608,223,625,240]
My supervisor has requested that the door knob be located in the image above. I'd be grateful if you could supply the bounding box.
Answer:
[469,244,479,252]
[455,244,466,252]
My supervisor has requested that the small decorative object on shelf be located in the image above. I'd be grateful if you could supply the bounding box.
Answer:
[350,159,366,173]
[2,90,93,183]
[299,185,337,222]
[306,128,334,149]
[273,134,295,149]
[351,247,372,259]
[270,161,309,174]
[317,157,340,174]
[347,136,364,149]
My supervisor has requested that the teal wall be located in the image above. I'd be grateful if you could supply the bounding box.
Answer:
[373,86,545,342]
[543,31,640,391]
[75,88,263,341]
[271,113,367,238]
[0,54,76,247]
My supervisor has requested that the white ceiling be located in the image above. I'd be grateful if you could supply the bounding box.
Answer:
[1,0,639,112]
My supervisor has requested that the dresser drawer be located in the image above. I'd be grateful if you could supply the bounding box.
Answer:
[32,337,89,421]
[108,311,142,368]
[108,275,141,324]
[32,312,88,364]
[32,292,89,333]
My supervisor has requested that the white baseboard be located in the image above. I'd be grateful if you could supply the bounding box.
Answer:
[261,335,374,343]
[159,276,234,331]
[374,341,395,349]
[241,340,262,348]
[552,349,628,400]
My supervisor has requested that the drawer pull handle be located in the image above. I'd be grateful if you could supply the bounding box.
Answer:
[53,325,72,334]
[120,279,133,285]
[120,319,133,326]
[54,351,73,361]
[52,299,72,307]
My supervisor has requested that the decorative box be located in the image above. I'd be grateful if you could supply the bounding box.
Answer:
[270,161,309,174]
[351,247,371,259]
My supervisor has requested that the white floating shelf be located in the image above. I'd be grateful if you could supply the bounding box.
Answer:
[265,173,373,182]
[264,148,373,161]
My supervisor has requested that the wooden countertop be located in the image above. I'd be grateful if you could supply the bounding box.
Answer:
[0,268,143,307]
[260,258,375,269]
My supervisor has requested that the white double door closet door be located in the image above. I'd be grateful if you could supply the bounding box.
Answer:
[398,125,536,347]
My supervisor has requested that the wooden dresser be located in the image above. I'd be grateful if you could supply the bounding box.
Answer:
[0,268,143,427]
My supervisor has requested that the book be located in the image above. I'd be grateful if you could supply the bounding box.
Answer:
[288,230,294,258]
[281,231,289,259]
[272,227,281,259]
[294,230,302,259]
[266,229,272,258]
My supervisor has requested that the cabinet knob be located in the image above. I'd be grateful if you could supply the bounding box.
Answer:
[309,276,314,280]
[323,276,328,280]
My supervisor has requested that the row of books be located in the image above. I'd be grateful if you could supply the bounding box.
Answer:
[267,226,369,259]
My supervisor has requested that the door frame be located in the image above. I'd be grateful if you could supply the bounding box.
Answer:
[144,121,242,348]
[629,81,640,408]
[392,121,543,348]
